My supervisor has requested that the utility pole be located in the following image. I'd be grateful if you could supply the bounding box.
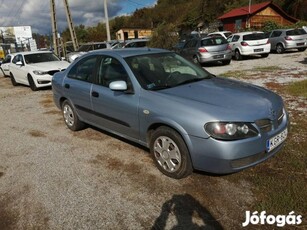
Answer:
[104,0,111,41]
[63,0,79,51]
[50,0,60,56]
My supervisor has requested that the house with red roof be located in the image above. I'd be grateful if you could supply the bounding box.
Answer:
[218,1,298,32]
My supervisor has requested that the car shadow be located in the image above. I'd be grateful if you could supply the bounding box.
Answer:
[298,57,307,64]
[151,193,224,230]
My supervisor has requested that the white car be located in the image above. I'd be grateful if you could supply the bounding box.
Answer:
[9,51,70,91]
[227,31,271,60]
[0,54,14,77]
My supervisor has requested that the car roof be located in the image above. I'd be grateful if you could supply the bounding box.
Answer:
[88,47,170,58]
[232,31,264,35]
[13,51,53,55]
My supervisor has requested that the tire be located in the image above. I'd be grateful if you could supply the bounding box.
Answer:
[150,126,193,179]
[28,75,38,91]
[298,47,306,52]
[234,49,242,60]
[10,73,18,86]
[261,53,269,58]
[192,55,201,66]
[222,60,231,65]
[1,68,6,77]
[276,44,285,54]
[62,100,85,131]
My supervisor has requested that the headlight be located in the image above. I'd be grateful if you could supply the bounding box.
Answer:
[33,70,48,75]
[204,122,258,140]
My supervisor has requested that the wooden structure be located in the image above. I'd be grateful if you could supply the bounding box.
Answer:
[218,1,298,32]
[116,28,152,40]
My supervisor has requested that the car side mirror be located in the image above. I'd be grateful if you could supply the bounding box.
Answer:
[109,80,127,91]
[16,61,24,66]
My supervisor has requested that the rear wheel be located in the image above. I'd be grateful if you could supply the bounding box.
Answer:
[234,49,242,60]
[10,73,18,86]
[298,47,306,52]
[62,100,85,131]
[261,53,269,58]
[150,126,193,179]
[28,75,38,91]
[276,44,285,54]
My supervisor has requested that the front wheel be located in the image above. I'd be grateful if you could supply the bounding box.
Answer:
[62,100,85,131]
[28,75,38,91]
[150,126,193,179]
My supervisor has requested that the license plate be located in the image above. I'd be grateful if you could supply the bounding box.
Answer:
[214,55,223,59]
[254,48,264,52]
[266,128,288,152]
[296,43,304,46]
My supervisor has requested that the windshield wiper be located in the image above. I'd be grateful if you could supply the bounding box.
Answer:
[176,77,208,86]
[148,85,172,91]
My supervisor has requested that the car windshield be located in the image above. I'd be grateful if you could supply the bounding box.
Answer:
[125,52,212,90]
[243,33,265,40]
[24,53,60,64]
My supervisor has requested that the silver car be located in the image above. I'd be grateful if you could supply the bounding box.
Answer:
[52,48,289,179]
[268,28,307,54]
[179,36,232,65]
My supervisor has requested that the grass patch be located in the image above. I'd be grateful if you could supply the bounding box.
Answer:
[283,79,307,98]
[221,70,246,78]
[253,66,282,72]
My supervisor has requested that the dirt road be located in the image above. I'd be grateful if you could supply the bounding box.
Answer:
[0,51,306,229]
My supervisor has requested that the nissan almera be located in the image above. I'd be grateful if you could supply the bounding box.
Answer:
[52,48,289,179]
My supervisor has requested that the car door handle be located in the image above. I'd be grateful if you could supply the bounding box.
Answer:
[92,91,99,97]
[64,84,70,89]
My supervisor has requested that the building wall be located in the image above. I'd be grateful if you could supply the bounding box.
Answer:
[250,7,293,28]
[116,29,152,40]
[221,6,295,32]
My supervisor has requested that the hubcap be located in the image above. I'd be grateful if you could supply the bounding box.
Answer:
[154,136,181,173]
[63,104,74,127]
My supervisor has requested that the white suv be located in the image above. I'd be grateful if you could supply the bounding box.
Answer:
[227,31,271,60]
[9,51,70,91]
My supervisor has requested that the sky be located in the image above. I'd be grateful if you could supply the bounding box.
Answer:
[0,0,157,35]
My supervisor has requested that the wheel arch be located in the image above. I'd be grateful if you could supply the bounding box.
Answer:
[146,120,193,158]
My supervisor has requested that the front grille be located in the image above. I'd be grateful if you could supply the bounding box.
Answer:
[48,70,62,76]
[255,119,272,132]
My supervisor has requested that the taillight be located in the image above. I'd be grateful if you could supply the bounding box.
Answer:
[198,47,208,53]
[285,36,292,41]
[266,39,270,44]
[227,45,232,50]
[241,41,249,46]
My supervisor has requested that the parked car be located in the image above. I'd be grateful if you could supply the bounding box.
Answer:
[122,39,149,48]
[52,48,289,179]
[208,31,232,39]
[66,42,112,62]
[0,53,14,77]
[227,31,271,60]
[179,36,232,65]
[268,28,307,54]
[9,51,70,91]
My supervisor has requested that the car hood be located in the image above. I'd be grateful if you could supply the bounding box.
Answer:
[29,61,70,70]
[152,77,283,122]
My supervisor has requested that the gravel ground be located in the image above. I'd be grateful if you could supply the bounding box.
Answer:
[0,50,306,230]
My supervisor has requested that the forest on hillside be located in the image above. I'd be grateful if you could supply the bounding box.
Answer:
[35,0,306,48]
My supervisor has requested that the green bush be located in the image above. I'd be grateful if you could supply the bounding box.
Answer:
[147,23,179,50]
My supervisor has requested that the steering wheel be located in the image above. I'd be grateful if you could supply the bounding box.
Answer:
[165,71,181,86]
